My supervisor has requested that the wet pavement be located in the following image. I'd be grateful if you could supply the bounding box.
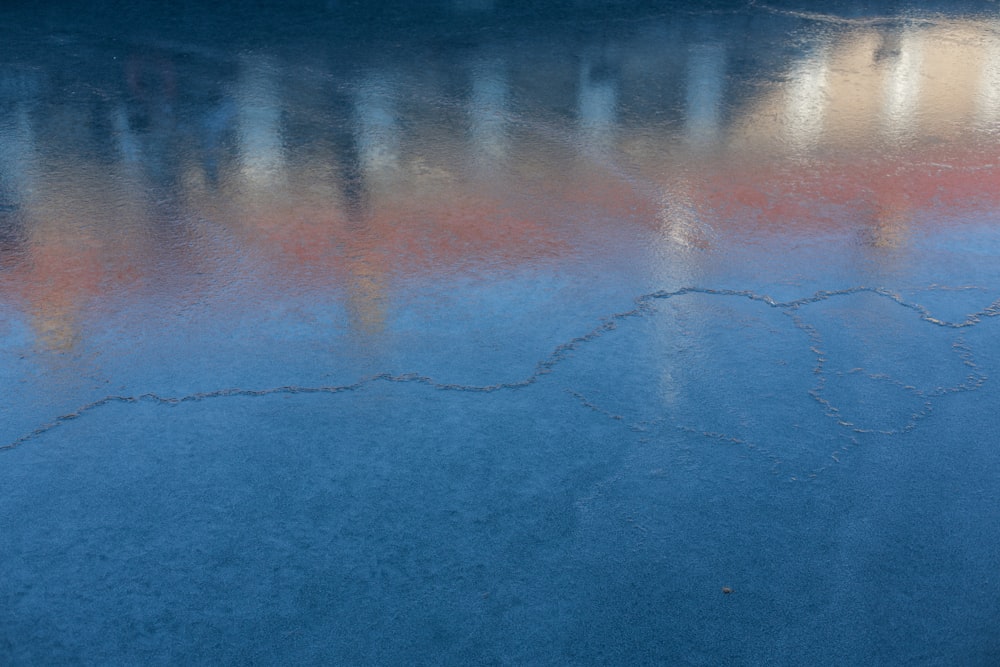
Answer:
[2,1,1000,664]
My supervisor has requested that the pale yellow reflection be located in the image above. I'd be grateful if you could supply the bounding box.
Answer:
[881,30,923,138]
[733,21,999,152]
[4,14,1000,354]
[975,25,1000,128]
[782,43,830,152]
[811,30,881,145]
[911,25,987,136]
[22,177,113,353]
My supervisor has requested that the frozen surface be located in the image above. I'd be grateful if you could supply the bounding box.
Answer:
[2,1,1000,664]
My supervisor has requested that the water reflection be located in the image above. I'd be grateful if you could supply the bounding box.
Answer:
[683,41,726,148]
[468,55,509,168]
[0,3,998,351]
[578,57,618,157]
[4,7,1000,666]
[883,30,921,138]
[781,41,829,152]
[977,26,1000,127]
[354,73,401,189]
[236,56,286,188]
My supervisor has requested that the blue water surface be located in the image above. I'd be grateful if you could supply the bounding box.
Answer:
[2,1,1000,664]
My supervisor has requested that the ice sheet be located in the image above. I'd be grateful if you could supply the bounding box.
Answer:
[2,1,999,664]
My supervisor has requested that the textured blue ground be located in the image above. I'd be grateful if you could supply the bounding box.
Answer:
[2,1,1000,664]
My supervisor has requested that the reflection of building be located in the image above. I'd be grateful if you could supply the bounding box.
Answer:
[977,27,1000,127]
[236,56,286,189]
[354,72,401,190]
[2,10,1000,349]
[468,55,509,167]
[781,42,829,152]
[684,42,726,148]
[731,22,1000,151]
[0,89,93,351]
[9,167,115,352]
[578,58,618,157]
[717,21,1000,247]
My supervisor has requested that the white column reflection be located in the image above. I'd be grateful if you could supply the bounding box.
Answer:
[782,45,830,152]
[0,105,37,207]
[468,57,509,168]
[653,180,706,414]
[656,181,713,254]
[882,30,924,139]
[111,104,142,166]
[0,64,41,206]
[976,25,1000,130]
[235,56,286,187]
[347,72,401,338]
[353,73,401,190]
[683,42,726,148]
[577,60,618,158]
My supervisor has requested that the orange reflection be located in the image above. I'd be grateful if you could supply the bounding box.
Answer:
[1,16,999,351]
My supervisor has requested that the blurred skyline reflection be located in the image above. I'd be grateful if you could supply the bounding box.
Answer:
[1,2,999,348]
[3,4,1000,665]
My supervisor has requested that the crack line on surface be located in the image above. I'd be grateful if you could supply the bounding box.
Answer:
[1,285,994,456]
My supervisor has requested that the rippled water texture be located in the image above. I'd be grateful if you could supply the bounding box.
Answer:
[2,1,1000,664]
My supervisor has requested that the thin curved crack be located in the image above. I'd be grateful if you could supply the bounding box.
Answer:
[570,286,993,479]
[2,285,995,454]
